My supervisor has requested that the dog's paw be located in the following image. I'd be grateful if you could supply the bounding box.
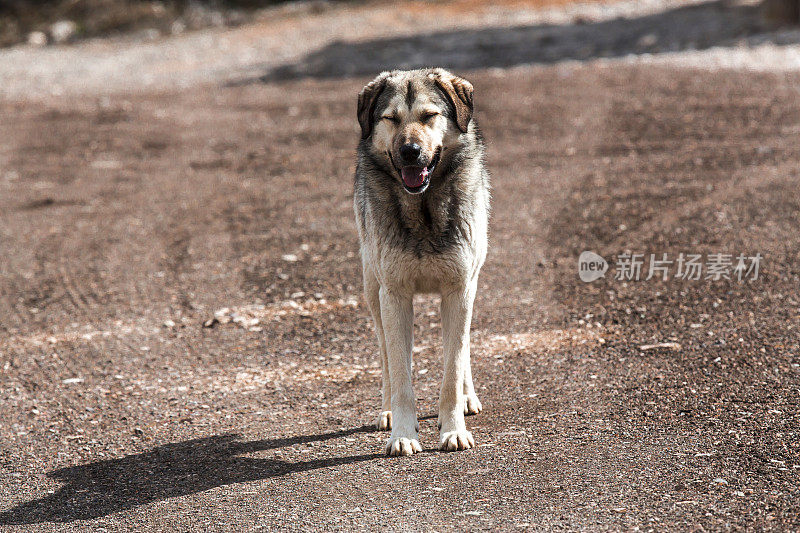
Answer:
[375,410,392,430]
[386,436,422,456]
[464,394,483,416]
[440,429,475,452]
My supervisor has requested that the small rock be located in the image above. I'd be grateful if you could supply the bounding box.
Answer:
[62,377,84,384]
[50,20,78,44]
[27,31,48,47]
[202,317,219,328]
[639,342,681,351]
[232,315,259,328]
[171,20,186,35]
[213,308,232,324]
[281,253,298,262]
[163,319,176,328]
[133,427,144,436]
[712,477,728,485]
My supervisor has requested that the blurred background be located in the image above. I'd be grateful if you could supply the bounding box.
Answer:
[1,0,799,48]
[1,0,799,530]
[0,0,800,46]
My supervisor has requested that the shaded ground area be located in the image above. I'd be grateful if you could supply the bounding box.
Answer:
[260,0,780,81]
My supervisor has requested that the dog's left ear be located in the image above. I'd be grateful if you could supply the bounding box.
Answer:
[358,76,388,139]
[434,74,474,133]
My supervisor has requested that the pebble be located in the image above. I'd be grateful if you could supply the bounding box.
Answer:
[27,32,48,47]
[171,20,186,35]
[639,342,681,351]
[50,20,78,44]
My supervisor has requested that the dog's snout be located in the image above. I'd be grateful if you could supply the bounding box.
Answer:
[399,143,422,164]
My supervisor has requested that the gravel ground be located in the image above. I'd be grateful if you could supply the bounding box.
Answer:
[1,0,800,531]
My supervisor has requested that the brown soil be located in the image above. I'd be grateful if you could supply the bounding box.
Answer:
[0,12,799,532]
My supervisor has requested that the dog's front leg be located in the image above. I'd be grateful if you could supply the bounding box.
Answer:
[379,287,421,456]
[439,280,478,451]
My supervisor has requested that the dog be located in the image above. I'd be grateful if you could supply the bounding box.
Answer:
[353,68,490,456]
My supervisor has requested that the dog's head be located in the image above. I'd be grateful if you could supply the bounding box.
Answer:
[357,68,474,194]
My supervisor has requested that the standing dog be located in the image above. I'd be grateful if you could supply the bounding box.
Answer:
[354,68,490,456]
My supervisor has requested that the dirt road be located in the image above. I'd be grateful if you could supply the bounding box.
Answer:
[1,1,799,531]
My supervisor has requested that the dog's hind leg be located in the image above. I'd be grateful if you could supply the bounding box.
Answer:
[364,271,391,430]
[380,287,421,456]
[463,357,483,416]
[438,280,478,451]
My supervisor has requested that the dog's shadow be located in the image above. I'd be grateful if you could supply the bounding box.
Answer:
[0,425,382,525]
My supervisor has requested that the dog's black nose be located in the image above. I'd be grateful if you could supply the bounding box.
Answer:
[399,143,421,164]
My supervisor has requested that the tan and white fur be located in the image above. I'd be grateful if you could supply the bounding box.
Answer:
[353,68,490,456]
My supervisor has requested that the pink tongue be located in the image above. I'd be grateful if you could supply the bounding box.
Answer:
[401,166,428,188]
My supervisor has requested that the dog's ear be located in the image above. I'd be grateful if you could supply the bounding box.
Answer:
[434,74,473,133]
[357,76,388,139]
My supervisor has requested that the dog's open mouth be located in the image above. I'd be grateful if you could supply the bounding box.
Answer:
[398,148,441,194]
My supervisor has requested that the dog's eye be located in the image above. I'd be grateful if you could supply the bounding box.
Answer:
[382,115,400,124]
[422,111,439,121]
